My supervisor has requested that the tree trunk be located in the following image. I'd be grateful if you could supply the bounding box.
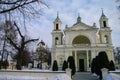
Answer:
[16,58,22,70]
[16,50,23,70]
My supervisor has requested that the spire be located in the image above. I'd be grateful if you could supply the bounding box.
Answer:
[57,11,59,18]
[101,8,106,17]
[77,13,81,23]
[102,8,104,15]
[54,11,61,22]
[78,13,80,17]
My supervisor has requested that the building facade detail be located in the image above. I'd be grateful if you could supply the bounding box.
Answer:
[51,12,114,71]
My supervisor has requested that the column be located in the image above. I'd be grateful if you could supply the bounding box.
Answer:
[86,50,89,71]
[75,51,77,71]
[109,50,114,61]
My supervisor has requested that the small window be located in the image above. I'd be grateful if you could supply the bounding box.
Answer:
[55,37,58,40]
[104,35,108,43]
[56,24,59,30]
[55,37,59,45]
[103,21,107,27]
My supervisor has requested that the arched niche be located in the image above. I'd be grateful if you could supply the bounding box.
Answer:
[72,35,91,44]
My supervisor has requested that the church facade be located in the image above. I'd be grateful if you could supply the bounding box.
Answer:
[51,11,114,71]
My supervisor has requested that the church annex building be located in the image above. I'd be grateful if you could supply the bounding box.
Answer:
[51,11,114,72]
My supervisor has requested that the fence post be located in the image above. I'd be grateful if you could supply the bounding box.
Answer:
[28,63,32,69]
[101,68,108,79]
[66,68,71,78]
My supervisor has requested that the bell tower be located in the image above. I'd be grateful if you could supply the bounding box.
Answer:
[99,9,112,45]
[52,12,63,46]
[99,9,109,28]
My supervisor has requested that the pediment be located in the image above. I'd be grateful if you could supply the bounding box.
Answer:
[65,22,96,31]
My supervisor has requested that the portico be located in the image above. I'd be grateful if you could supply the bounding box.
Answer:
[72,50,91,71]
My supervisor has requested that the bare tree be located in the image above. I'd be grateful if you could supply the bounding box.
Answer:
[116,0,120,9]
[0,0,48,70]
[0,0,47,14]
[0,20,17,61]
[116,47,120,64]
[6,22,38,70]
[116,0,120,19]
[0,20,18,69]
[0,0,48,30]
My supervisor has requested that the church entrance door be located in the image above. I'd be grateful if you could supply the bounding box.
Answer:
[79,59,84,71]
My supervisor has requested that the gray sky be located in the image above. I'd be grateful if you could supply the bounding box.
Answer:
[26,0,120,48]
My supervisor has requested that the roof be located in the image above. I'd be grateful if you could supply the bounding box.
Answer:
[64,21,97,31]
[54,12,61,22]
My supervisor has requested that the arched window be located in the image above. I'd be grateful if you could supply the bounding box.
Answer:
[55,37,59,45]
[104,35,108,43]
[103,21,107,27]
[56,24,59,30]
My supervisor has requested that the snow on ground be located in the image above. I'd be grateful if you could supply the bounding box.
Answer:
[0,74,71,80]
[103,73,120,80]
[109,69,120,72]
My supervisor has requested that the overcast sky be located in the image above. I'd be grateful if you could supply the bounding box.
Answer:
[26,0,120,48]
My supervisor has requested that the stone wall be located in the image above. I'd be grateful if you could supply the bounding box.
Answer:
[0,68,71,78]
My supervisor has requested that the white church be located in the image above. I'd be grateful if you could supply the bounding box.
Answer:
[51,10,114,71]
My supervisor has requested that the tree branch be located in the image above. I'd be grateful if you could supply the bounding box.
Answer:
[6,36,19,50]
[0,0,20,5]
[24,39,39,45]
[0,0,38,14]
[14,21,24,38]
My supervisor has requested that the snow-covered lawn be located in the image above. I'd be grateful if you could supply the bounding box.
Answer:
[103,73,120,80]
[0,74,71,80]
[91,69,120,80]
[109,69,120,73]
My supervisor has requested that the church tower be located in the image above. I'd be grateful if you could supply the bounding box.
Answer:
[52,12,63,46]
[99,9,112,45]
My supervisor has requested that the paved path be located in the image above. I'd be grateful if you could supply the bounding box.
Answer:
[73,72,99,80]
